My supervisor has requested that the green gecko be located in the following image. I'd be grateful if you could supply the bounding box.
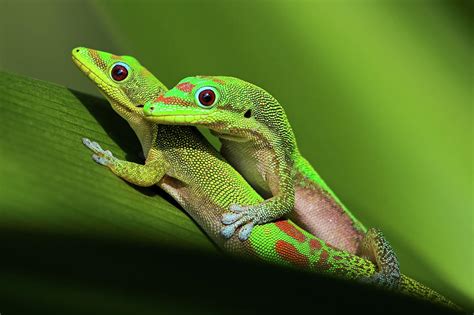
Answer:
[142,76,400,288]
[72,48,457,309]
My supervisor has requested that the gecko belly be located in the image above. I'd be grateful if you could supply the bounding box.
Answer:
[289,182,365,254]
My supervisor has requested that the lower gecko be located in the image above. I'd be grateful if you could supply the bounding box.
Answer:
[72,47,457,309]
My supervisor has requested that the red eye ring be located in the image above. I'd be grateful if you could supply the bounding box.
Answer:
[197,89,216,107]
[110,63,129,81]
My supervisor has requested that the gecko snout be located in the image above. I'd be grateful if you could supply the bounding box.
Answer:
[142,103,155,116]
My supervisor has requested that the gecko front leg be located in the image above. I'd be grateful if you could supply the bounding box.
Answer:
[82,138,168,187]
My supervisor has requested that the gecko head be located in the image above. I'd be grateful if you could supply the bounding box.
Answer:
[72,47,166,117]
[143,76,273,141]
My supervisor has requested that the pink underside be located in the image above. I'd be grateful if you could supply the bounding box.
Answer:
[289,183,364,254]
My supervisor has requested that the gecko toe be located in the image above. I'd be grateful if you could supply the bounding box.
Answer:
[92,154,108,166]
[104,150,114,157]
[91,141,103,152]
[229,204,246,213]
[222,213,242,225]
[238,222,254,241]
[221,225,237,239]
[82,138,96,151]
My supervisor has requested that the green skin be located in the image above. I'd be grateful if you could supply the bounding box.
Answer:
[141,77,365,248]
[142,76,401,288]
[72,48,456,308]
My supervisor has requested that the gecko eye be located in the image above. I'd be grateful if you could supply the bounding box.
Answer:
[110,62,130,82]
[195,87,218,108]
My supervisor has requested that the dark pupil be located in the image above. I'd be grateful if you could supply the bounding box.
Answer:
[112,65,128,81]
[199,90,215,106]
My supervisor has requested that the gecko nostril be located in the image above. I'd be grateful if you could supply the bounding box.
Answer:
[150,107,155,111]
[76,49,80,52]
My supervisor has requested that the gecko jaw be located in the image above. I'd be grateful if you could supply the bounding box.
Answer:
[144,113,210,125]
[72,55,110,90]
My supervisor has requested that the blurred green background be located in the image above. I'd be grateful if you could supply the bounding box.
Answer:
[1,0,472,306]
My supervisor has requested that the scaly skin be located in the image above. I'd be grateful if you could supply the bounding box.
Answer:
[141,76,365,248]
[72,48,457,309]
[142,76,402,288]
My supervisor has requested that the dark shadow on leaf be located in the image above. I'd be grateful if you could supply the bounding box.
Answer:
[65,86,469,312]
[0,227,464,315]
[67,88,211,241]
[68,88,182,206]
[68,89,142,162]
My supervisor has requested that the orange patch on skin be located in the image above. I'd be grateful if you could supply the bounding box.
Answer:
[111,54,121,60]
[154,95,194,106]
[176,82,195,92]
[317,249,332,271]
[275,221,306,243]
[275,240,309,268]
[88,50,107,70]
[211,78,226,85]
[196,75,226,85]
[309,238,322,253]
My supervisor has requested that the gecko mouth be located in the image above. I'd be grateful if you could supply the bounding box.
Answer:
[145,113,210,124]
[72,55,111,90]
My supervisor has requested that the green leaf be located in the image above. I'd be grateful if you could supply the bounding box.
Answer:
[0,72,465,313]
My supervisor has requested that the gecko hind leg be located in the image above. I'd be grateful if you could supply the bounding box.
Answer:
[358,228,401,290]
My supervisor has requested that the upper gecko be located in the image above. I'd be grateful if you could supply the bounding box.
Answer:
[142,76,402,290]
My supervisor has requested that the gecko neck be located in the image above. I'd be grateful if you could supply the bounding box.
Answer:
[128,115,156,155]
[110,100,156,155]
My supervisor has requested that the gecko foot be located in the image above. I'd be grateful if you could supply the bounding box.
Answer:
[358,228,401,290]
[82,138,117,166]
[221,204,264,241]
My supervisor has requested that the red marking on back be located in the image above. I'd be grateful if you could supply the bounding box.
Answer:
[176,82,195,93]
[154,95,193,106]
[320,250,329,262]
[309,238,322,252]
[275,240,309,268]
[275,221,306,243]
[317,249,332,271]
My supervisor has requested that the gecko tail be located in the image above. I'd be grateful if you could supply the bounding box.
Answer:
[399,275,461,310]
